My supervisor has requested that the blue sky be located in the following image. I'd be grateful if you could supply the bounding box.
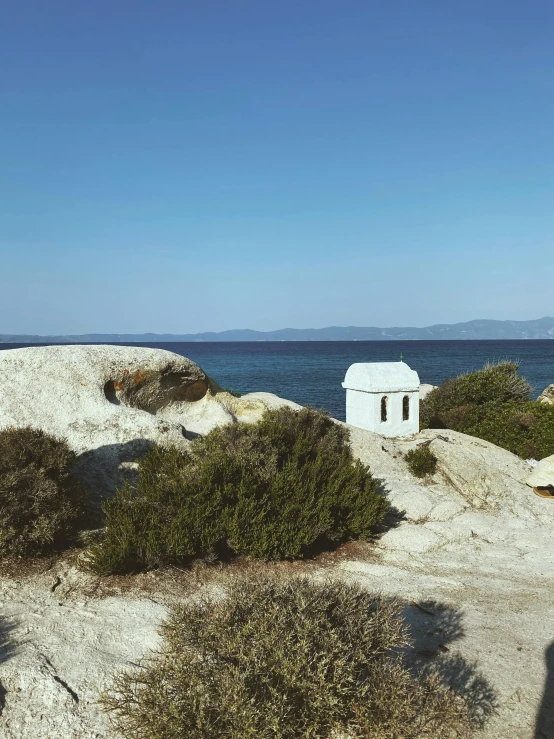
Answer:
[1,1,552,334]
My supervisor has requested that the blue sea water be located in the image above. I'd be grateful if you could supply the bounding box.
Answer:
[2,340,553,422]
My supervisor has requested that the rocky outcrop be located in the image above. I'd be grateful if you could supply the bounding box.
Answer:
[538,383,554,404]
[418,383,437,400]
[348,425,549,524]
[0,569,166,739]
[346,424,554,738]
[0,346,299,509]
[422,428,548,519]
[1,423,553,738]
[1,356,553,738]
[527,453,554,490]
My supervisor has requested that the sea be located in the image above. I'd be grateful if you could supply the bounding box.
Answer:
[2,340,553,422]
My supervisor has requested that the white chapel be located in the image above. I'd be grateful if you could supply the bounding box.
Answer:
[342,361,420,437]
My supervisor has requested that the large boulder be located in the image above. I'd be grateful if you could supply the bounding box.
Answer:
[537,383,554,404]
[420,428,547,519]
[0,345,298,509]
[527,454,554,490]
[418,383,437,400]
[345,423,554,738]
[348,424,550,526]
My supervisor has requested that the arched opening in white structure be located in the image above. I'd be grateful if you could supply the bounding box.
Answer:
[381,396,388,422]
[403,395,410,421]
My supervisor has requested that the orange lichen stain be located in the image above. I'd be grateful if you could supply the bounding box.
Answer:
[113,380,123,392]
[123,369,129,376]
[133,370,149,385]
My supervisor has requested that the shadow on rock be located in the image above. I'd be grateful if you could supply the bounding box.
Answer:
[0,615,17,667]
[402,599,498,729]
[372,477,406,534]
[73,439,157,523]
[535,640,554,739]
[0,615,17,714]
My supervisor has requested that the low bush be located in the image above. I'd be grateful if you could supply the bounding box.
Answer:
[420,362,554,459]
[88,407,389,574]
[224,387,243,397]
[101,577,472,739]
[0,426,82,557]
[440,400,554,460]
[420,361,531,430]
[405,445,437,478]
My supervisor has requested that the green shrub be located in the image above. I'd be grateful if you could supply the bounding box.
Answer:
[224,387,243,397]
[405,445,437,478]
[101,577,472,739]
[0,426,82,557]
[420,362,554,459]
[440,400,554,460]
[88,407,389,574]
[420,361,532,430]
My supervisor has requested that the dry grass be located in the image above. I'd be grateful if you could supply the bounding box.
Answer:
[101,576,473,739]
[75,539,382,603]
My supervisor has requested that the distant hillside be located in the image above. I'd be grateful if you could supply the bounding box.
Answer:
[1,317,554,343]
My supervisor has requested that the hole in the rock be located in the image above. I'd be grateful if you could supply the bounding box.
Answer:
[184,429,202,440]
[159,371,188,392]
[104,373,209,412]
[184,379,209,402]
[158,372,208,403]
[104,380,121,405]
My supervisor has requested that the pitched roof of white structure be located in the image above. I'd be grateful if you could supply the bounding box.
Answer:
[342,362,420,393]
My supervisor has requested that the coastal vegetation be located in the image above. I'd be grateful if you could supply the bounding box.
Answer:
[1,346,544,736]
[88,407,388,574]
[405,445,438,478]
[0,426,82,557]
[101,576,472,739]
[420,362,554,459]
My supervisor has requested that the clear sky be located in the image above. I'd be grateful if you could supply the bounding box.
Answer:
[1,1,553,334]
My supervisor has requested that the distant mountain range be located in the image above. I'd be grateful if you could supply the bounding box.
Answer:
[1,317,554,343]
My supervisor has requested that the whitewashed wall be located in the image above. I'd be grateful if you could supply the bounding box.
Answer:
[345,389,419,437]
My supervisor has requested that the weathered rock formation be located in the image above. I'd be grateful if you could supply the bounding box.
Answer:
[1,422,552,738]
[538,383,554,405]
[418,383,437,400]
[527,453,554,490]
[0,349,552,738]
[344,425,554,738]
[0,345,299,509]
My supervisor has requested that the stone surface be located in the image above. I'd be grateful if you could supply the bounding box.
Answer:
[421,429,550,521]
[0,345,298,509]
[418,383,437,400]
[346,424,554,739]
[527,453,554,489]
[538,383,554,405]
[0,568,167,739]
[350,425,549,524]
[379,524,442,553]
